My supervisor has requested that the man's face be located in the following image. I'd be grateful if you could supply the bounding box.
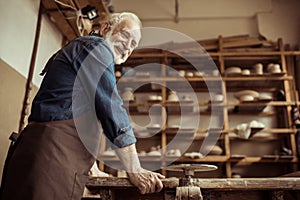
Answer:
[106,19,141,64]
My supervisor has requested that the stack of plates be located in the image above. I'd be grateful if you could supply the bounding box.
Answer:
[234,90,259,102]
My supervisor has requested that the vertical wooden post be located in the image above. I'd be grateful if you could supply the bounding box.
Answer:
[18,0,43,133]
[278,39,298,166]
[161,51,168,176]
[218,35,231,178]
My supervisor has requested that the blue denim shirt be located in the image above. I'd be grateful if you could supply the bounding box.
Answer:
[29,35,136,148]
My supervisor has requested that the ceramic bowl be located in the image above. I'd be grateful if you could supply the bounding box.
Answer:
[194,71,204,77]
[241,69,250,75]
[225,67,242,75]
[115,71,122,77]
[186,72,194,77]
[212,69,220,76]
[213,94,224,102]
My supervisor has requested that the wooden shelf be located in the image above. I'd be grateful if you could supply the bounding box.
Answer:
[99,36,299,178]
[230,156,298,164]
[228,128,297,134]
[117,75,293,83]
[100,155,298,164]
[174,156,228,163]
[130,50,300,58]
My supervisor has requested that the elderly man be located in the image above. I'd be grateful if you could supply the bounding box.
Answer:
[0,12,164,200]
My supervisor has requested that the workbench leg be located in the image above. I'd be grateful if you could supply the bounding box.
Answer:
[271,190,284,200]
[175,186,202,200]
[99,189,113,200]
[164,190,176,200]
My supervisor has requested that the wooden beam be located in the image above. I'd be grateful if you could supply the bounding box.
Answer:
[48,11,77,41]
[19,0,43,132]
[41,0,58,9]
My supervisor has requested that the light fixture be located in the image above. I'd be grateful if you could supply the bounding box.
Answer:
[81,5,98,20]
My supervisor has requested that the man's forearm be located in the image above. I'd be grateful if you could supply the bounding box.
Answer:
[115,144,142,173]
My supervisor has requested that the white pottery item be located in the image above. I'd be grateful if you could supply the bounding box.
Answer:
[168,91,179,102]
[122,87,134,101]
[225,67,242,75]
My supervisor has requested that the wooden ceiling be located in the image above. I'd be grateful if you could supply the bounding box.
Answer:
[41,0,109,41]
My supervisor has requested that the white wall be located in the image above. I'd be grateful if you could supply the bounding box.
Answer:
[0,0,62,87]
[113,0,300,47]
[258,0,300,47]
[0,0,62,183]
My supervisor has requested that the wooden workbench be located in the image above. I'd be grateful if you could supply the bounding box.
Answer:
[83,177,300,200]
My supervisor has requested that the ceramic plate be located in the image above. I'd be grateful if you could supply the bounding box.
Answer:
[234,90,259,99]
[225,67,242,74]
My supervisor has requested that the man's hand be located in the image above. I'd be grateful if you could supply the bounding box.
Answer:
[114,144,165,194]
[89,161,110,177]
[127,168,165,194]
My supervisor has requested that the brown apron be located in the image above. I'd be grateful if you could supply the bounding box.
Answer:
[0,119,95,200]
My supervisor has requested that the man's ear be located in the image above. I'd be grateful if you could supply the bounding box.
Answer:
[99,22,111,37]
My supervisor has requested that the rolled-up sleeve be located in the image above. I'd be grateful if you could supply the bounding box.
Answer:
[94,62,136,148]
[71,37,136,148]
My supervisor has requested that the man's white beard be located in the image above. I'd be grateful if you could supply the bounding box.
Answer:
[114,56,125,65]
[104,31,127,65]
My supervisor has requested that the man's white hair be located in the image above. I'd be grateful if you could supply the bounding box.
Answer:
[108,12,142,29]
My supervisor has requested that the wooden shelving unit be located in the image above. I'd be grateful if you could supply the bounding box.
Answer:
[99,35,300,178]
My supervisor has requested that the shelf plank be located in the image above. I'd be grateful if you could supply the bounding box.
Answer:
[228,128,297,134]
[176,156,229,162]
[116,75,293,83]
[230,156,298,164]
[228,101,296,107]
[99,155,298,164]
[129,51,300,58]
